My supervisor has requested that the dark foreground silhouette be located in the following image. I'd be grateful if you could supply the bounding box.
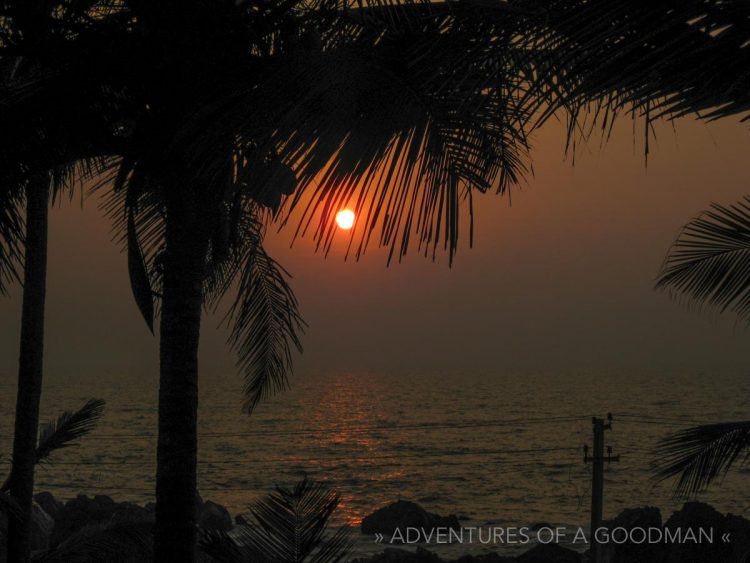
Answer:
[3,490,749,563]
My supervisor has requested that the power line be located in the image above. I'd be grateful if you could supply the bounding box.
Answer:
[1,414,592,441]
[1,445,582,466]
[31,461,558,494]
[615,413,732,425]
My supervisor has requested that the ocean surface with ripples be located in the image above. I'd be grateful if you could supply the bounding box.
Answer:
[1,369,748,558]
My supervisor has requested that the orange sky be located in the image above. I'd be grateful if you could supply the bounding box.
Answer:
[1,114,750,385]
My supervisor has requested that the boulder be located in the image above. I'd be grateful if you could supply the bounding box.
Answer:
[198,500,232,531]
[454,554,514,562]
[723,514,750,563]
[660,502,750,563]
[50,494,152,547]
[108,501,153,525]
[351,546,445,562]
[0,510,6,563]
[663,502,731,563]
[601,506,663,563]
[362,501,461,538]
[29,501,55,551]
[51,494,115,546]
[34,491,62,520]
[516,544,582,563]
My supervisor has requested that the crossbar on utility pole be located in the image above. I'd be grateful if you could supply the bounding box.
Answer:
[584,413,620,563]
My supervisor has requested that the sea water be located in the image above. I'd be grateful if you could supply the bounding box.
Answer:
[0,369,748,558]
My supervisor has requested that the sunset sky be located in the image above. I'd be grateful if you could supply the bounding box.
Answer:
[1,114,749,383]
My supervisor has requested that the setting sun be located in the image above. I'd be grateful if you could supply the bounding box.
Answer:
[335,209,355,230]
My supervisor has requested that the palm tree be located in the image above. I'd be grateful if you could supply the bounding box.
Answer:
[3,2,750,561]
[0,51,50,563]
[0,5,124,559]
[6,170,52,562]
[0,399,106,557]
[104,3,552,559]
[654,197,750,496]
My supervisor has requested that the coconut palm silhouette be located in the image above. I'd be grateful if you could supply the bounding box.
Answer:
[655,197,750,496]
[0,4,122,558]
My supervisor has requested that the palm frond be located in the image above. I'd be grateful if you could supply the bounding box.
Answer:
[182,0,750,266]
[199,478,351,563]
[32,521,153,563]
[35,398,106,464]
[537,0,750,123]
[0,177,24,295]
[656,196,750,320]
[242,477,352,563]
[98,157,166,332]
[174,1,551,264]
[653,421,750,497]
[226,216,305,413]
[198,528,252,563]
[127,206,155,333]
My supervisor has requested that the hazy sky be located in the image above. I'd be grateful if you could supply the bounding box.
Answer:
[1,115,750,384]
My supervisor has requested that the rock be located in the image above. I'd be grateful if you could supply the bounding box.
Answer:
[51,494,114,546]
[723,514,750,563]
[34,491,62,520]
[663,502,725,563]
[29,501,54,551]
[0,510,7,563]
[50,494,152,547]
[198,500,232,531]
[601,506,663,563]
[351,546,444,562]
[455,554,513,563]
[516,544,582,563]
[108,501,153,525]
[663,502,747,563]
[361,501,461,538]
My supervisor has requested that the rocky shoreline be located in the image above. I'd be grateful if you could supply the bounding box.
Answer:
[3,492,750,562]
[353,500,750,563]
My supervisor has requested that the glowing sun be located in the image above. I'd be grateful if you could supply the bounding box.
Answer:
[335,209,355,230]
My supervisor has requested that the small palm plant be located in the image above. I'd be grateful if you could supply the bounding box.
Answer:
[654,197,750,495]
[1,398,106,493]
[0,399,107,558]
[199,477,352,563]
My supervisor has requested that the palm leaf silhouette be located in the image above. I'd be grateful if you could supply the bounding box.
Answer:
[0,176,23,295]
[656,196,750,320]
[653,421,750,497]
[198,529,249,563]
[1,398,106,492]
[228,238,305,414]
[34,398,106,465]
[199,477,351,563]
[654,198,750,495]
[245,478,351,563]
[32,521,153,563]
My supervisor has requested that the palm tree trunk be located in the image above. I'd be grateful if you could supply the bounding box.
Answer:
[7,173,50,563]
[154,197,207,563]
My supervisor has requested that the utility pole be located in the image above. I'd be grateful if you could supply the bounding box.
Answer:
[584,413,620,563]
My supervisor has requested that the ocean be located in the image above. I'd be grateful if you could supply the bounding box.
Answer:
[1,369,748,558]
